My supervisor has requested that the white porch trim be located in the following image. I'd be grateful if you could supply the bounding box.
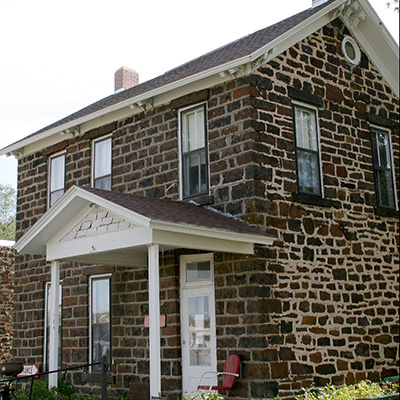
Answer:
[148,244,161,398]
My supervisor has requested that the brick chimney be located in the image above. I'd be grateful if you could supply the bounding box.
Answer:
[114,67,139,93]
[312,0,328,7]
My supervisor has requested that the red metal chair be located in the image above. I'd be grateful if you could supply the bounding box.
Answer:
[197,355,241,392]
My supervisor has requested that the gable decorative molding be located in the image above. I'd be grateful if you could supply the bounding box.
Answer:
[330,0,366,30]
[61,205,136,242]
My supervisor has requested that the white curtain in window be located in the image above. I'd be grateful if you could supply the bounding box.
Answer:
[295,108,317,151]
[95,139,111,178]
[50,155,65,192]
[183,108,205,152]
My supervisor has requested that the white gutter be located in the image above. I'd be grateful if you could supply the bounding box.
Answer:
[0,1,345,157]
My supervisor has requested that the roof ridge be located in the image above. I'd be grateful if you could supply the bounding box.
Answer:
[1,0,339,152]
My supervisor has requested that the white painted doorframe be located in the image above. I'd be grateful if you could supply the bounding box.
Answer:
[180,254,217,396]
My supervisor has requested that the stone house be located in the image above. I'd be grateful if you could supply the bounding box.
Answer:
[0,0,398,398]
[0,241,15,363]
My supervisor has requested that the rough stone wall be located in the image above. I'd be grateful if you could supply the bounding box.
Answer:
[12,17,399,400]
[0,245,15,363]
[214,18,399,398]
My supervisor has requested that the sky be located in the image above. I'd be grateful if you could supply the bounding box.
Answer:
[0,0,399,188]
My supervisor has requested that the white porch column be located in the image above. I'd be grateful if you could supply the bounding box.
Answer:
[48,260,60,389]
[148,244,161,398]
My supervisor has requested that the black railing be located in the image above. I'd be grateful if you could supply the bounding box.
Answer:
[0,357,108,400]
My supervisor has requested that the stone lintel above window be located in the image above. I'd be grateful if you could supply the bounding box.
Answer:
[366,113,397,129]
[43,140,69,157]
[83,122,117,141]
[171,89,209,110]
[83,265,115,276]
[288,87,324,108]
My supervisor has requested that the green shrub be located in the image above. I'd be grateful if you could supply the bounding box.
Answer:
[182,391,225,400]
[296,380,399,400]
[12,377,111,400]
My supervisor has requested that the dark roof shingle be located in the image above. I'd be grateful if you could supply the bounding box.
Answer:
[15,1,336,145]
[81,186,274,239]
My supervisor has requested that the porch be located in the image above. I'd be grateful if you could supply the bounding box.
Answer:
[14,186,274,398]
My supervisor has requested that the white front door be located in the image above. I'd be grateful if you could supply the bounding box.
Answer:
[180,254,217,396]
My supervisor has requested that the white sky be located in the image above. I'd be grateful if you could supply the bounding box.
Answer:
[0,0,398,188]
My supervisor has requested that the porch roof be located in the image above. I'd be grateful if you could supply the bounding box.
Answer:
[14,186,275,266]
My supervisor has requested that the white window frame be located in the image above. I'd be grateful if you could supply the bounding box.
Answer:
[293,101,324,197]
[44,281,62,371]
[180,253,214,289]
[48,152,66,208]
[89,274,111,373]
[342,36,361,66]
[92,135,112,190]
[178,103,210,200]
[370,125,398,209]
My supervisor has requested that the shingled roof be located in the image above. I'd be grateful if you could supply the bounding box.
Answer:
[80,186,274,240]
[12,0,336,145]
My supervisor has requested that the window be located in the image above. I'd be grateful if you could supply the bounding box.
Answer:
[180,104,208,198]
[90,275,111,373]
[44,282,62,371]
[371,127,396,209]
[342,36,361,66]
[49,153,65,207]
[294,104,322,196]
[93,136,112,190]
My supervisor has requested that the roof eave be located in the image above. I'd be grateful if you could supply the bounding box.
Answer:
[1,0,398,158]
[151,219,275,247]
[0,55,253,158]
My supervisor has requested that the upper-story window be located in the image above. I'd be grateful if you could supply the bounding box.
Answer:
[49,153,65,207]
[93,136,112,190]
[294,104,322,196]
[371,127,396,209]
[180,104,208,199]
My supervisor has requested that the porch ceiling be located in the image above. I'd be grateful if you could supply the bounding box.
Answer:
[15,186,275,266]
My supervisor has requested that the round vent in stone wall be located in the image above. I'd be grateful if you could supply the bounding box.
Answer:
[342,36,361,65]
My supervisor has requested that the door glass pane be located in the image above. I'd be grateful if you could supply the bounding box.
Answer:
[188,296,211,366]
[298,150,320,195]
[91,277,110,372]
[186,262,211,283]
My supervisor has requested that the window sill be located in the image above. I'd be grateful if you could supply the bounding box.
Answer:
[183,194,214,206]
[375,207,399,218]
[292,193,341,208]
